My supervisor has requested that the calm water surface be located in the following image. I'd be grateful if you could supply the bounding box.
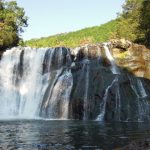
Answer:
[0,120,150,150]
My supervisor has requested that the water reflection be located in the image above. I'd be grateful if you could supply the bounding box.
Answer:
[0,120,150,149]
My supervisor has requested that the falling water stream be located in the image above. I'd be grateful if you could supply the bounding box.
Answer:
[0,47,73,119]
[0,45,149,121]
[104,43,120,75]
[97,43,120,121]
[0,44,150,150]
[96,77,118,121]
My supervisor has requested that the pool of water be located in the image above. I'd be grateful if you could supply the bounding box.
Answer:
[0,120,150,150]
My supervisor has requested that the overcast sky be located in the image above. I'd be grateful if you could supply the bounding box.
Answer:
[15,0,124,40]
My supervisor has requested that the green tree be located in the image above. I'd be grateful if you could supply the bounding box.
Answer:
[0,0,28,50]
[113,0,150,47]
[113,0,143,41]
[139,0,150,46]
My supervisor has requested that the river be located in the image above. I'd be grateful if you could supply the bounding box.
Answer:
[0,120,150,149]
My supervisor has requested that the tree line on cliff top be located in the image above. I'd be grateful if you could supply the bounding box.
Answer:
[114,0,150,47]
[26,0,150,48]
[0,0,150,50]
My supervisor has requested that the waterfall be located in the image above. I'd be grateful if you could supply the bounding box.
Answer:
[0,47,73,119]
[82,46,90,120]
[0,47,47,118]
[83,59,90,120]
[129,76,149,121]
[0,44,149,121]
[115,80,121,121]
[39,47,73,119]
[97,45,101,61]
[104,43,119,74]
[0,48,23,118]
[96,77,118,121]
[137,79,149,121]
[137,80,147,98]
[41,70,73,119]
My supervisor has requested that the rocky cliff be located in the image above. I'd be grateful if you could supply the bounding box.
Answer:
[0,40,150,121]
[68,39,150,121]
[70,39,150,80]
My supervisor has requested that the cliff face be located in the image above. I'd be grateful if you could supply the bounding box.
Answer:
[111,39,150,80]
[68,40,150,121]
[0,40,150,121]
[71,39,150,80]
[0,50,5,59]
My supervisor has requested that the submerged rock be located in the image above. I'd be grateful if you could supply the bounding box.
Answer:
[116,138,150,150]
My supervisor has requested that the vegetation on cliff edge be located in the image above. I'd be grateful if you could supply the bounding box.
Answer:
[26,0,150,48]
[1,0,149,49]
[113,0,150,47]
[25,20,118,48]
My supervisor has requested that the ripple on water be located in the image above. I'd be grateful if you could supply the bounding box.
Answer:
[0,120,150,149]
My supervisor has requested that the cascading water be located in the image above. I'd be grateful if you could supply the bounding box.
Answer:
[137,80,147,98]
[136,79,149,121]
[0,47,73,119]
[114,78,121,121]
[40,69,73,119]
[83,46,90,120]
[96,43,120,121]
[104,43,120,74]
[128,76,150,121]
[0,47,47,118]
[96,77,118,121]
[39,47,73,119]
[0,44,149,121]
[83,59,90,120]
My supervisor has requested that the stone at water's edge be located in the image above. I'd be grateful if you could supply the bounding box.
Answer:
[116,138,150,150]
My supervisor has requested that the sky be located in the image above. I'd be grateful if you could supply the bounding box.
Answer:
[15,0,124,40]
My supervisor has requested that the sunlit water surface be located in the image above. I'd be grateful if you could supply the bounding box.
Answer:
[0,120,150,150]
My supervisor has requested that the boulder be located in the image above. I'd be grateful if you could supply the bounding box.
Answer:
[71,39,150,80]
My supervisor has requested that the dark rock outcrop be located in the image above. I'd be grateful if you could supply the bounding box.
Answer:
[68,40,150,121]
[70,39,150,80]
[0,40,150,121]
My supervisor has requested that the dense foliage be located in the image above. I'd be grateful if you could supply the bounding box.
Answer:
[25,20,118,48]
[0,0,28,50]
[114,0,150,46]
[139,0,150,46]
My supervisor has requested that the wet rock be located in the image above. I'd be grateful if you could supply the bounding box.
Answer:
[116,139,150,150]
[0,50,5,59]
[68,40,150,121]
[110,39,132,50]
[70,44,103,61]
[114,43,150,79]
[70,40,150,80]
[43,47,71,74]
[1,41,150,121]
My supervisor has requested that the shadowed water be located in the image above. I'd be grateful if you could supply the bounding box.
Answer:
[0,120,150,150]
